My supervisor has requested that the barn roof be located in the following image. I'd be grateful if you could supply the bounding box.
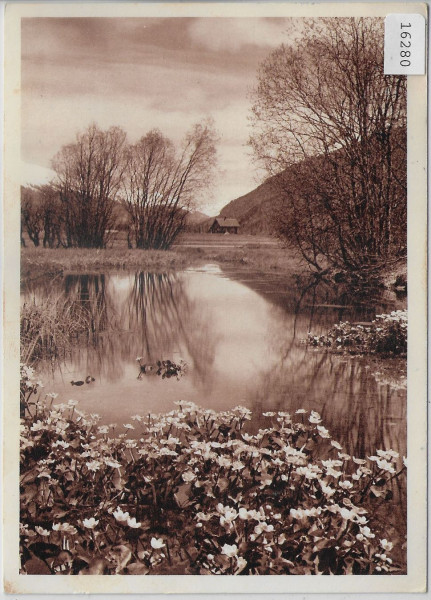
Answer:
[213,217,240,228]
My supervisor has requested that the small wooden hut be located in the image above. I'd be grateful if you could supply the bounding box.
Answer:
[209,217,240,234]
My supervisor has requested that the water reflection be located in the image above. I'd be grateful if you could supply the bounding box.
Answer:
[21,266,406,459]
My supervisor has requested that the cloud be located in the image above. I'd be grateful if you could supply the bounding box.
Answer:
[188,18,289,52]
[21,17,281,214]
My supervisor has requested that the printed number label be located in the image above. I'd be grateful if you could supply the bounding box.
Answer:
[400,23,411,66]
[384,14,425,75]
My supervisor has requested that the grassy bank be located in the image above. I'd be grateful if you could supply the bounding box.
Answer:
[21,247,195,282]
[21,237,307,282]
[20,366,406,575]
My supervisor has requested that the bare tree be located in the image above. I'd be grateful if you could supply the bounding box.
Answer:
[52,124,127,248]
[250,18,406,273]
[123,121,217,249]
[37,184,65,248]
[21,186,43,247]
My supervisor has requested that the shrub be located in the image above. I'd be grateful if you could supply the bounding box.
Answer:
[308,311,407,356]
[20,366,405,575]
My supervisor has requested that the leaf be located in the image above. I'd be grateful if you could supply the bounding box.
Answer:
[29,542,60,560]
[312,538,330,552]
[216,478,229,492]
[112,469,124,491]
[107,544,132,572]
[174,483,192,508]
[24,556,51,575]
[21,484,38,505]
[317,546,338,574]
[126,562,150,575]
[370,485,386,498]
[79,558,106,575]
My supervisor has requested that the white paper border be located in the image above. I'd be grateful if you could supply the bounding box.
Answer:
[2,2,427,595]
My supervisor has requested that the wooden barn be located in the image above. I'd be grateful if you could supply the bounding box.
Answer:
[209,217,240,234]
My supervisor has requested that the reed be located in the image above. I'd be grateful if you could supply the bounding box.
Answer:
[20,298,91,364]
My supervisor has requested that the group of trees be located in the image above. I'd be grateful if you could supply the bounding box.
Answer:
[22,121,217,250]
[250,18,407,273]
[21,184,64,248]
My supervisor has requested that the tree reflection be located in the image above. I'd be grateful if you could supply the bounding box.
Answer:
[23,271,216,385]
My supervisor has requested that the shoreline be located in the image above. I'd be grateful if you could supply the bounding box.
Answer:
[20,237,407,296]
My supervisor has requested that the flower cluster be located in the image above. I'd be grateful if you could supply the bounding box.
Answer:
[308,310,407,356]
[20,370,406,575]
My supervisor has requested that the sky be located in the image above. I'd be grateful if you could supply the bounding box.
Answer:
[21,17,296,215]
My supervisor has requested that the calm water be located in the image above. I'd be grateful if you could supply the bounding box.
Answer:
[22,265,407,459]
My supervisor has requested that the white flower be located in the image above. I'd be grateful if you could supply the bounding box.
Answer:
[376,458,395,473]
[82,518,99,529]
[376,449,399,460]
[262,412,275,417]
[127,517,141,528]
[380,538,393,552]
[113,508,130,522]
[196,512,212,522]
[320,482,335,497]
[238,508,250,520]
[52,522,77,534]
[309,410,322,424]
[359,526,375,539]
[254,522,274,535]
[104,459,122,469]
[221,543,238,558]
[220,508,238,527]
[123,423,134,430]
[231,460,245,471]
[151,537,165,549]
[295,409,307,414]
[35,526,50,536]
[52,440,70,449]
[339,507,355,521]
[290,508,304,519]
[339,480,353,490]
[86,460,101,472]
[317,425,331,439]
[30,420,45,432]
[182,471,196,483]
[326,466,342,478]
[330,440,343,450]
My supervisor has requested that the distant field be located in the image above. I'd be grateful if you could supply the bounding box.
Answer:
[173,233,281,249]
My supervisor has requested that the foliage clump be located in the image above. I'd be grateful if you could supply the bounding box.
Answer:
[20,365,405,575]
[308,311,407,356]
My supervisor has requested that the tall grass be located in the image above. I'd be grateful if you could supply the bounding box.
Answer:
[21,247,196,282]
[20,299,91,364]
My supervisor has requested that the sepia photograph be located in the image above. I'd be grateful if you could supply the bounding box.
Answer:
[2,2,427,595]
